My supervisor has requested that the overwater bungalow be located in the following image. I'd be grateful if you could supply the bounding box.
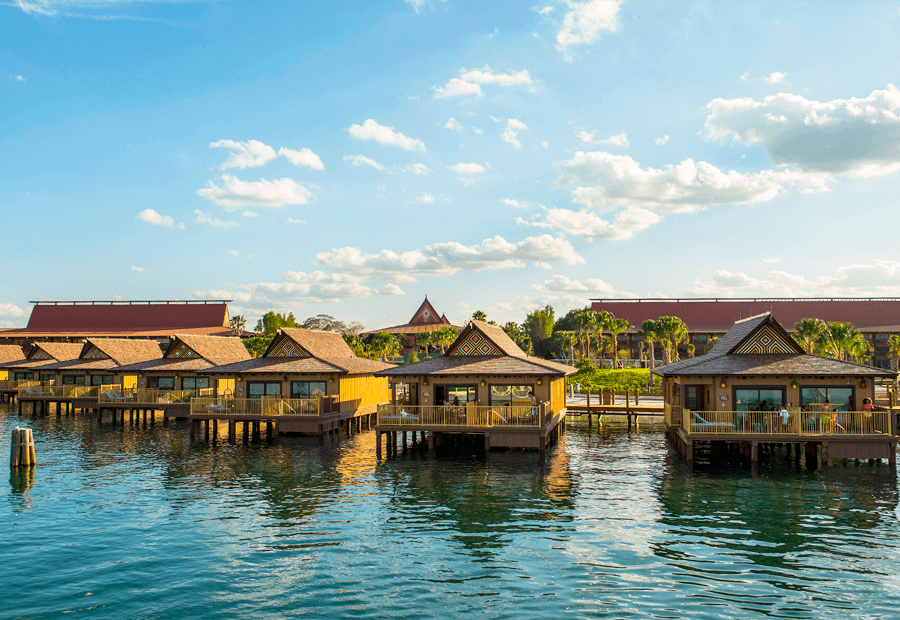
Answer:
[194,328,394,440]
[0,342,84,401]
[17,338,164,413]
[373,320,576,457]
[100,334,252,420]
[0,345,25,381]
[654,313,897,465]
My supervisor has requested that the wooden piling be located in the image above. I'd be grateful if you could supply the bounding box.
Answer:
[10,427,36,468]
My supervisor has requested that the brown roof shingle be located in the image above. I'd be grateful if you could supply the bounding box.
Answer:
[0,345,25,363]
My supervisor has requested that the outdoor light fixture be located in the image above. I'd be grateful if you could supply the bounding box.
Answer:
[720,380,726,388]
[537,379,542,386]
[861,380,867,388]
[481,380,485,386]
[791,381,798,389]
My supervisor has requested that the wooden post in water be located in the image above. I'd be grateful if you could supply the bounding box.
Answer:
[9,427,36,468]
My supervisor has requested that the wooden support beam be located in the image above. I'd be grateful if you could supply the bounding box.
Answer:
[376,431,382,459]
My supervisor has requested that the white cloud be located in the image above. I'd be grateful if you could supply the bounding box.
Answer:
[577,129,629,146]
[555,151,830,214]
[762,257,781,263]
[343,154,384,171]
[705,84,900,176]
[502,198,527,209]
[518,206,660,240]
[11,74,25,82]
[0,302,28,318]
[382,283,406,295]
[130,266,145,272]
[489,116,502,123]
[194,210,238,229]
[241,210,258,217]
[13,1,54,15]
[278,147,325,170]
[445,117,464,131]
[316,234,584,282]
[448,162,486,174]
[348,119,425,151]
[654,135,669,146]
[410,192,435,204]
[538,6,554,15]
[502,118,527,148]
[532,274,625,296]
[765,71,787,84]
[197,175,313,209]
[286,218,307,224]
[556,0,621,58]
[432,65,534,99]
[472,126,483,135]
[230,250,240,256]
[135,208,175,228]
[210,139,278,170]
[405,163,432,175]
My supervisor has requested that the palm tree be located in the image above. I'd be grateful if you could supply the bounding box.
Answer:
[639,319,659,369]
[558,330,578,363]
[605,317,631,369]
[593,310,614,364]
[704,336,720,354]
[794,318,826,354]
[656,316,689,364]
[230,315,246,336]
[847,331,871,364]
[415,331,435,357]
[472,310,487,322]
[370,332,401,361]
[818,321,854,360]
[889,335,900,373]
[687,344,696,358]
[571,308,596,359]
[433,326,458,354]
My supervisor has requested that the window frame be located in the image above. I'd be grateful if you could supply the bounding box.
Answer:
[489,383,535,407]
[799,385,855,411]
[732,385,786,412]
[247,381,282,398]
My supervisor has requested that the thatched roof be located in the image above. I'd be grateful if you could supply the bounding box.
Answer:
[0,345,25,363]
[32,342,84,361]
[173,334,251,364]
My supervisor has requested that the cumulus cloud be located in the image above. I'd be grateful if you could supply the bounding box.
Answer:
[432,65,534,99]
[518,206,660,241]
[502,118,527,148]
[230,250,240,256]
[278,147,325,170]
[410,192,435,204]
[654,135,669,146]
[502,198,527,209]
[241,210,258,217]
[130,266,145,272]
[194,210,238,229]
[472,126,483,135]
[532,274,627,296]
[555,151,830,214]
[210,139,278,169]
[348,119,425,151]
[197,175,313,209]
[343,154,384,171]
[0,302,28,318]
[135,208,176,228]
[765,71,787,84]
[445,117,464,131]
[705,84,900,177]
[316,234,583,282]
[383,283,406,295]
[448,162,486,174]
[686,260,900,298]
[286,218,307,224]
[405,163,432,175]
[577,130,629,146]
[556,0,621,58]
[11,74,25,82]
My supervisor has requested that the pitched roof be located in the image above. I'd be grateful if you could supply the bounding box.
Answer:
[361,297,460,335]
[592,297,900,333]
[0,342,83,372]
[654,313,896,378]
[36,338,164,372]
[112,334,250,372]
[0,345,25,363]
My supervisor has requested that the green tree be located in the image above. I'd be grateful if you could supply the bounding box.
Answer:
[572,307,599,359]
[639,319,660,369]
[656,316,689,364]
[549,330,578,363]
[687,343,696,358]
[255,311,299,337]
[370,331,402,361]
[523,305,555,356]
[433,325,458,354]
[342,333,367,357]
[472,310,487,322]
[301,313,364,335]
[242,336,270,358]
[704,336,720,354]
[229,314,246,335]
[415,331,435,356]
[794,318,827,354]
[605,317,631,369]
[889,335,900,373]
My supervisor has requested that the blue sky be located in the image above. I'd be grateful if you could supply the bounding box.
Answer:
[3,0,900,331]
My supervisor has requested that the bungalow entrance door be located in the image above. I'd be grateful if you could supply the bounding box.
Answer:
[685,385,706,412]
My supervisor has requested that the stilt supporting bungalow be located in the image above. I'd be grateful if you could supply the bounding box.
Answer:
[655,313,898,467]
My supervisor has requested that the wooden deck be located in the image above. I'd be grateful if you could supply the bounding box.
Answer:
[373,403,566,457]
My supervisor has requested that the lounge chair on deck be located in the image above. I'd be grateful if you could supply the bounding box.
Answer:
[382,409,420,422]
[103,390,127,402]
[690,411,735,430]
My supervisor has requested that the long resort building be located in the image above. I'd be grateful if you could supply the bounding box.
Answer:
[654,312,897,466]
[374,320,576,457]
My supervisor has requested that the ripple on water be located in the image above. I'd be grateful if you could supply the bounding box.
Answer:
[2,408,900,619]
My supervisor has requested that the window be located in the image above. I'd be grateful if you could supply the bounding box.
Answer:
[62,375,86,385]
[436,385,476,406]
[90,375,115,386]
[734,387,785,412]
[800,386,854,411]
[14,372,34,381]
[247,381,281,398]
[148,376,175,390]
[182,377,210,390]
[490,384,533,407]
[291,381,326,399]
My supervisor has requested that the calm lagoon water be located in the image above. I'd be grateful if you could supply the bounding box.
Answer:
[3,405,900,620]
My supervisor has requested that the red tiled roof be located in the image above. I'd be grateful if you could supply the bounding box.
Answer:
[13,301,229,333]
[591,298,900,332]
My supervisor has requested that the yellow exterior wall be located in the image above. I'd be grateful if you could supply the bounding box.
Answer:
[122,375,137,389]
[0,370,7,381]
[386,374,563,410]
[549,376,566,414]
[673,375,876,410]
[217,378,234,396]
[339,375,391,412]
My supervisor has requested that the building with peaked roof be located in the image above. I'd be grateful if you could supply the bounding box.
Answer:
[374,320,576,455]
[0,345,25,381]
[0,299,248,347]
[362,297,462,351]
[200,328,394,436]
[591,297,900,368]
[653,312,896,465]
[0,342,84,385]
[37,338,165,387]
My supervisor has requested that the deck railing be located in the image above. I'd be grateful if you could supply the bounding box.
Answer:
[188,395,332,417]
[0,380,38,391]
[17,383,118,398]
[376,402,552,428]
[98,387,215,405]
[665,404,683,427]
[680,409,893,436]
